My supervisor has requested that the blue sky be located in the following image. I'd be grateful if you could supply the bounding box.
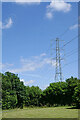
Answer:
[1,2,78,89]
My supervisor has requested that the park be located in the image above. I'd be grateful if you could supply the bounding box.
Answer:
[0,72,80,118]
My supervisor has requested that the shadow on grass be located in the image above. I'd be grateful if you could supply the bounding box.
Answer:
[66,106,79,109]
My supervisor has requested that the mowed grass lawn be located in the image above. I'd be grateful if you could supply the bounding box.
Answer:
[2,106,78,118]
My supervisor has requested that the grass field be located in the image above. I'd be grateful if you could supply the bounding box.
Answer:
[2,106,78,118]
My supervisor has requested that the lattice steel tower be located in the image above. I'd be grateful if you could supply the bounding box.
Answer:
[55,38,63,82]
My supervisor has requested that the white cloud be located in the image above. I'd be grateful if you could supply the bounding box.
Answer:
[14,0,41,5]
[26,80,35,85]
[2,18,13,29]
[0,62,14,72]
[20,78,26,85]
[20,78,35,85]
[20,79,24,82]
[46,12,53,19]
[1,53,56,74]
[3,63,13,68]
[0,18,13,29]
[8,53,55,73]
[42,84,49,90]
[40,53,46,57]
[46,1,71,19]
[15,0,40,2]
[2,0,40,2]
[69,24,78,30]
[47,1,71,12]
[0,63,13,69]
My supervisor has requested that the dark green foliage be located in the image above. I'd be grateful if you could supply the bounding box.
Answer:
[2,72,42,109]
[2,90,17,109]
[40,82,68,106]
[66,77,79,106]
[1,72,80,109]
[25,86,42,106]
[40,78,80,108]
[72,80,80,108]
[2,72,26,109]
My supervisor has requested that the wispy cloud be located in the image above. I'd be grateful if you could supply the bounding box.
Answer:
[0,18,13,29]
[46,1,71,19]
[2,63,14,69]
[26,80,35,85]
[2,0,40,2]
[2,18,13,29]
[40,53,46,57]
[3,53,55,73]
[69,24,78,30]
[12,0,41,5]
[10,53,52,73]
[20,78,35,86]
[0,63,14,72]
[46,12,53,19]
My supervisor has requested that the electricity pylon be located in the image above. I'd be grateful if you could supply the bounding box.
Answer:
[51,38,63,82]
[55,38,63,82]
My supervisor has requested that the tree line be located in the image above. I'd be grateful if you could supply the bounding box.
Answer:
[0,72,80,109]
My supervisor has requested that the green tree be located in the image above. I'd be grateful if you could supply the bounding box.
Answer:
[2,72,79,109]
[41,82,68,106]
[72,81,80,108]
[28,86,42,106]
[66,77,79,105]
[2,72,26,109]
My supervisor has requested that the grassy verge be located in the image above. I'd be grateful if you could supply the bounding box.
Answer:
[2,106,78,118]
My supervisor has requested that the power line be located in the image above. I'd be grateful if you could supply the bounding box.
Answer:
[61,48,78,58]
[44,17,78,56]
[62,35,79,48]
[49,35,79,60]
[58,18,78,38]
[59,28,70,38]
[65,50,78,58]
[62,59,78,68]
[65,48,78,54]
[44,24,78,57]
[50,36,78,62]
